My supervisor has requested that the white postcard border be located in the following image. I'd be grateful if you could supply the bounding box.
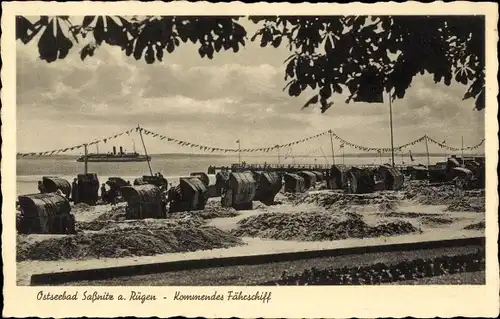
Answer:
[2,1,499,318]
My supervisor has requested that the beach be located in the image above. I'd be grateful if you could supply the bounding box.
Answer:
[16,174,486,286]
[16,154,446,195]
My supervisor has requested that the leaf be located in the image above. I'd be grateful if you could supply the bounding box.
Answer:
[283,54,296,64]
[231,41,239,53]
[145,45,155,64]
[16,16,41,44]
[105,16,128,47]
[82,16,96,29]
[156,45,164,62]
[333,83,343,94]
[320,100,333,113]
[233,23,247,39]
[166,41,175,53]
[55,19,73,59]
[272,36,282,48]
[206,44,215,59]
[214,39,222,52]
[38,19,58,62]
[288,81,301,97]
[198,45,206,58]
[93,17,105,45]
[285,57,296,78]
[80,43,97,61]
[301,95,319,109]
[133,33,147,60]
[319,84,332,100]
[250,30,262,42]
[124,40,134,56]
[474,90,485,110]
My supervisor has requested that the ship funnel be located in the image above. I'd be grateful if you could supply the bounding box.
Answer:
[113,146,117,155]
[120,146,123,154]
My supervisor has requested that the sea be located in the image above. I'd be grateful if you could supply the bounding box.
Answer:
[16,154,447,196]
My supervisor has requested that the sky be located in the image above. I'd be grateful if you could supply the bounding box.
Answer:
[16,16,485,156]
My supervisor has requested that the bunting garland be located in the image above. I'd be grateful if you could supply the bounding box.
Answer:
[16,128,135,157]
[426,136,485,152]
[330,132,428,153]
[137,127,330,153]
[16,125,487,157]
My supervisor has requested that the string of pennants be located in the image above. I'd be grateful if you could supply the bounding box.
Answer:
[426,136,485,152]
[331,132,428,153]
[16,128,136,157]
[139,127,330,153]
[16,125,486,157]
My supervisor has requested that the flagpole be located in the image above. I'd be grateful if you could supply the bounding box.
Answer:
[276,145,280,165]
[237,140,241,165]
[138,125,154,176]
[84,143,88,174]
[388,90,395,167]
[342,146,345,165]
[424,135,430,169]
[328,130,336,165]
[461,136,464,162]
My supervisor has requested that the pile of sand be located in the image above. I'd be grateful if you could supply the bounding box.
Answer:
[17,226,243,262]
[315,182,329,190]
[378,212,442,219]
[419,216,454,227]
[280,192,307,203]
[76,206,127,231]
[463,221,485,230]
[232,211,421,241]
[78,215,206,232]
[404,184,459,205]
[445,197,485,212]
[267,250,485,285]
[169,201,240,220]
[293,191,401,210]
[297,191,343,208]
[404,183,485,208]
[76,201,241,231]
[72,203,94,212]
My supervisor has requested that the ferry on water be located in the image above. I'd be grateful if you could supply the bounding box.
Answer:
[76,146,151,163]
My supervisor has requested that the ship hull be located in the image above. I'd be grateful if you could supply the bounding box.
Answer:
[76,156,151,163]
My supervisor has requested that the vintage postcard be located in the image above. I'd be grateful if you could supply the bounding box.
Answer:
[2,1,499,318]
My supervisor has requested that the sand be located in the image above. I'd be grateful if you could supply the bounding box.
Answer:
[16,180,486,285]
[231,211,421,241]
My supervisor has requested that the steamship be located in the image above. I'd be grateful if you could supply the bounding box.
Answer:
[76,146,151,163]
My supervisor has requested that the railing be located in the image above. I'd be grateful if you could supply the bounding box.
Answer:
[233,163,331,170]
[208,163,416,174]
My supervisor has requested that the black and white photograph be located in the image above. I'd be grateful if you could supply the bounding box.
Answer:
[2,1,498,318]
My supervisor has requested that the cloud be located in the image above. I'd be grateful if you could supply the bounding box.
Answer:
[140,63,286,106]
[16,35,485,155]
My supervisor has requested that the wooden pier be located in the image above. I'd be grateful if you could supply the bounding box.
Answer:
[207,163,417,175]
